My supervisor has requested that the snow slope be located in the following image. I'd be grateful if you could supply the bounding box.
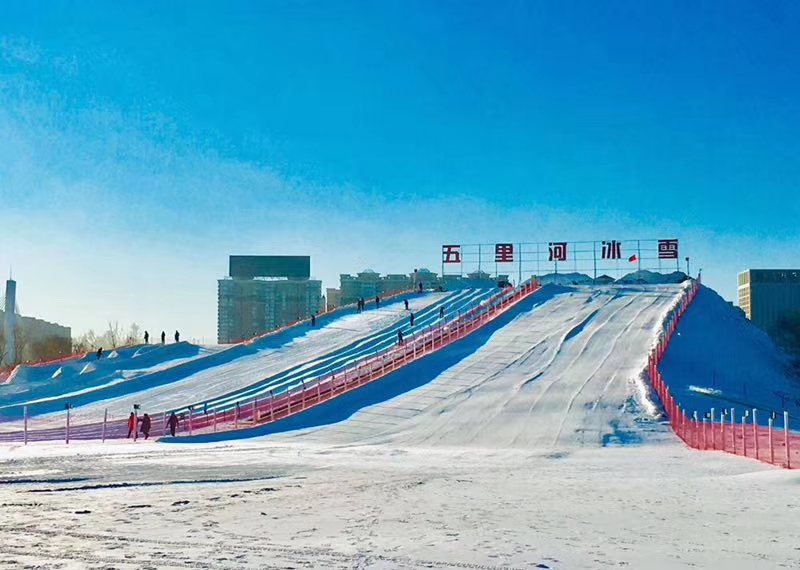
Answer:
[2,290,498,425]
[0,342,222,403]
[181,284,684,448]
[660,285,800,429]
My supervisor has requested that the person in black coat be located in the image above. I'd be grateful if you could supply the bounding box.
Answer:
[397,329,404,346]
[167,412,179,437]
[138,413,152,439]
[410,312,415,327]
[174,330,180,343]
[144,330,149,344]
[161,331,166,344]
[404,299,409,310]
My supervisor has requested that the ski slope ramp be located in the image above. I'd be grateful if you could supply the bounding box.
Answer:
[271,284,686,449]
[19,292,452,424]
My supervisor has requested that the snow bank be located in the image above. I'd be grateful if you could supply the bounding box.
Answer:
[660,285,800,428]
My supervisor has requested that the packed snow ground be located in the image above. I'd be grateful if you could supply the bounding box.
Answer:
[0,439,797,570]
[1,280,799,568]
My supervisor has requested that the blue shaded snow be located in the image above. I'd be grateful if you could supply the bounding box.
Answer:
[659,285,800,430]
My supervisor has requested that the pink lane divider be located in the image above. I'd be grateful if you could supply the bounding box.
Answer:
[646,275,797,469]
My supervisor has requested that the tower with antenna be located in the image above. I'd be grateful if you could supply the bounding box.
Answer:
[3,276,17,365]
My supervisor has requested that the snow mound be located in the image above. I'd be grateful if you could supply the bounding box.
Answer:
[661,285,800,427]
[51,367,63,379]
[79,363,97,375]
[107,350,119,359]
[538,272,593,285]
[617,270,689,284]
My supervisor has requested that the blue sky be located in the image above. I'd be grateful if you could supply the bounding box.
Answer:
[1,1,799,342]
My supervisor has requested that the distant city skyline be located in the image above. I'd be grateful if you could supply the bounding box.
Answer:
[1,1,798,342]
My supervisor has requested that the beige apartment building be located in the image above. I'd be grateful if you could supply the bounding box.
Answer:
[737,269,800,335]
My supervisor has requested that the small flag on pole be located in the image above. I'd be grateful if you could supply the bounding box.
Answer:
[628,254,638,263]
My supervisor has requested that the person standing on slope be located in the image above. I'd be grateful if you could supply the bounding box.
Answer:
[375,295,380,308]
[397,329,404,346]
[161,331,166,344]
[409,312,415,327]
[127,412,136,438]
[167,412,179,437]
[138,413,152,440]
[144,330,149,344]
[404,299,409,310]
[174,330,180,343]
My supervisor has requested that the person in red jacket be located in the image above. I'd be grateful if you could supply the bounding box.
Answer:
[127,412,136,438]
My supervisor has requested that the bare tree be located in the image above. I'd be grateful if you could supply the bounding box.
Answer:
[73,329,100,353]
[106,321,123,348]
[126,322,141,345]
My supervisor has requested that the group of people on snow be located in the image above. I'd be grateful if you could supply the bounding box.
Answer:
[95,330,182,360]
[127,410,180,439]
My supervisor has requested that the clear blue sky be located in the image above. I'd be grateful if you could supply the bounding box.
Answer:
[1,1,798,341]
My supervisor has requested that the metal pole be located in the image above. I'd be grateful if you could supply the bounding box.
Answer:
[23,405,28,445]
[741,414,746,457]
[753,409,759,460]
[702,418,707,450]
[269,390,275,422]
[66,407,70,445]
[188,409,193,436]
[785,411,791,469]
[769,417,774,465]
[731,408,736,454]
[102,409,108,443]
[213,409,217,432]
[711,408,717,449]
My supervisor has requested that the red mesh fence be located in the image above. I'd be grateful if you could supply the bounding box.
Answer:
[647,277,798,469]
